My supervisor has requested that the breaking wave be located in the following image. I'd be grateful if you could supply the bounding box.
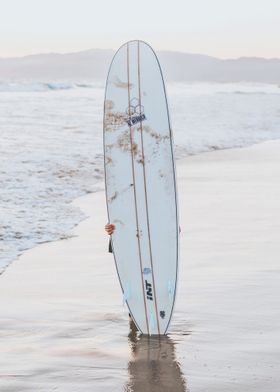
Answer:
[0,82,96,92]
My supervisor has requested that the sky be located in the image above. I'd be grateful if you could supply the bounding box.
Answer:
[1,0,280,59]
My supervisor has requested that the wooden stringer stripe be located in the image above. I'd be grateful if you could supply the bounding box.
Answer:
[137,40,161,334]
[127,42,149,334]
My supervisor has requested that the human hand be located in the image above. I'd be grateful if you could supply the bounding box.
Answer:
[105,223,115,235]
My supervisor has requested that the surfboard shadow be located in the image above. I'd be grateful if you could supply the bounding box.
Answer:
[124,323,187,392]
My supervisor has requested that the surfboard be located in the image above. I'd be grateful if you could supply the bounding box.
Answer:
[103,40,179,335]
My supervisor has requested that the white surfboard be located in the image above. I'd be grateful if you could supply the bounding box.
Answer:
[103,40,179,335]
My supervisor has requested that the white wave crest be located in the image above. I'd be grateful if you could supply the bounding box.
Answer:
[0,82,95,92]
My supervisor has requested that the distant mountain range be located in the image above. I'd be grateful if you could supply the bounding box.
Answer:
[0,49,280,83]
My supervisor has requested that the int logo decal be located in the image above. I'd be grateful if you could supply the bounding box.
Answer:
[126,98,147,127]
[145,280,153,301]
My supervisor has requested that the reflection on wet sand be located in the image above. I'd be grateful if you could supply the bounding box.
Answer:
[124,321,187,392]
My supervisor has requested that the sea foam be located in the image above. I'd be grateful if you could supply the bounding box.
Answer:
[0,82,280,272]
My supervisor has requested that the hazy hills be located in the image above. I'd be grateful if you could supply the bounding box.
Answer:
[0,49,279,83]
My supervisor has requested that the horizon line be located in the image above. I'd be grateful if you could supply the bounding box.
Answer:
[1,48,280,62]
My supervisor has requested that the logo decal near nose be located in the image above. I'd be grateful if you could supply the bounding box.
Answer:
[126,98,147,127]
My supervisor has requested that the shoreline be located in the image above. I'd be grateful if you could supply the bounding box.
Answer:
[2,138,279,277]
[1,139,280,391]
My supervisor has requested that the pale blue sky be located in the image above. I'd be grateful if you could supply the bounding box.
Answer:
[1,0,280,58]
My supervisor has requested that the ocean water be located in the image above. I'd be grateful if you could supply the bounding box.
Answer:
[1,81,280,272]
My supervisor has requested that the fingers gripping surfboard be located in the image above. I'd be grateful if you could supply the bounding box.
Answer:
[103,40,179,335]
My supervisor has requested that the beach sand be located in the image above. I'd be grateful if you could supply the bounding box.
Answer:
[1,140,280,391]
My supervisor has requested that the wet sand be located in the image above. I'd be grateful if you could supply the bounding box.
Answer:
[1,140,280,391]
